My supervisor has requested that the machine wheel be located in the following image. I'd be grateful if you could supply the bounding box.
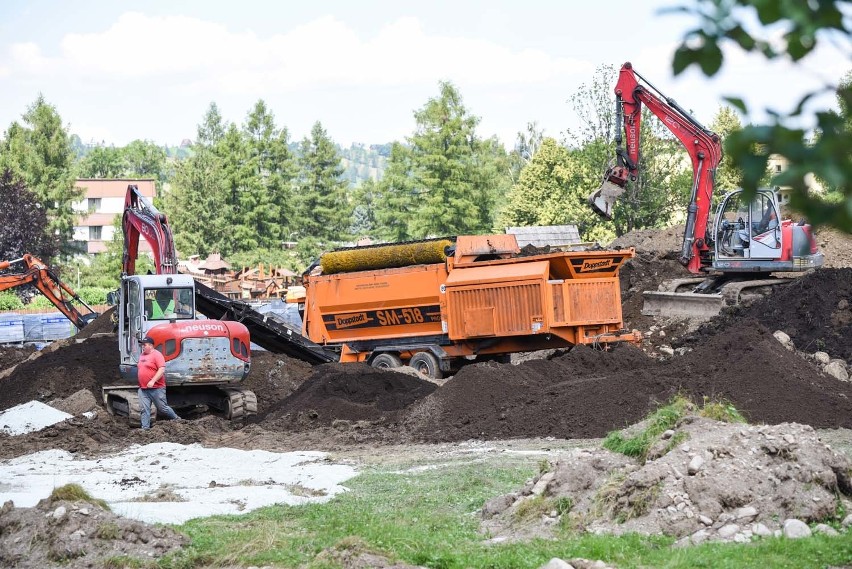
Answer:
[409,352,443,380]
[222,388,258,420]
[371,353,402,370]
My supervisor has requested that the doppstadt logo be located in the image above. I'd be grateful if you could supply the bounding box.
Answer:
[335,312,370,329]
[580,258,613,272]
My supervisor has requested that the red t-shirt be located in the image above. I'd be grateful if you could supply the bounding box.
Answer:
[138,348,166,389]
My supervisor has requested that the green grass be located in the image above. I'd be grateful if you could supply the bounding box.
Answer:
[49,483,110,510]
[602,395,694,461]
[155,459,852,569]
[602,396,748,462]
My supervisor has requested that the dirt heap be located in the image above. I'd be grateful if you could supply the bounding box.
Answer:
[0,496,187,568]
[266,363,437,427]
[481,417,852,544]
[680,267,852,361]
[74,306,116,339]
[407,325,852,442]
[0,344,36,372]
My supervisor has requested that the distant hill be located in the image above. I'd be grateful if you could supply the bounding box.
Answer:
[338,143,390,186]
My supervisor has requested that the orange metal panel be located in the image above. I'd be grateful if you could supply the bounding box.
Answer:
[446,281,544,340]
[552,280,623,325]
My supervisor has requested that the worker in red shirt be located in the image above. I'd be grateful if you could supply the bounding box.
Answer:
[137,336,180,429]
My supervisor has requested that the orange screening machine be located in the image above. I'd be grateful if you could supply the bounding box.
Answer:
[295,234,641,378]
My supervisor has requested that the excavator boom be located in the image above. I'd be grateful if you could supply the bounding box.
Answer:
[588,62,822,319]
[588,61,722,274]
[0,254,98,330]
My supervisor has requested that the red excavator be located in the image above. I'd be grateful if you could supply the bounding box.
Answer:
[102,185,256,424]
[588,62,824,317]
[0,254,99,329]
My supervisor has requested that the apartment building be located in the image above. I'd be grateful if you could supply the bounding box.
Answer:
[72,179,156,254]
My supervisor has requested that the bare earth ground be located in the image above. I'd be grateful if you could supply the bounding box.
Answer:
[1,225,852,567]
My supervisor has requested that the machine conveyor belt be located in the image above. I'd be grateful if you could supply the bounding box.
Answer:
[193,280,337,365]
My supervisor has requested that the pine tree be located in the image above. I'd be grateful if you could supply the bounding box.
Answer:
[294,122,351,246]
[372,142,416,242]
[408,82,491,238]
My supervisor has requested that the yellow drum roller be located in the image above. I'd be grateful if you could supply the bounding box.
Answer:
[320,239,454,274]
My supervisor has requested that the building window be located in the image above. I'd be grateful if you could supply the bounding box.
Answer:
[89,226,102,240]
[88,197,101,212]
[775,164,782,173]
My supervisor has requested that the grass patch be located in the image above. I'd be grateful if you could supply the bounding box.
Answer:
[158,456,852,569]
[603,396,749,462]
[699,397,747,423]
[49,483,110,510]
[602,395,694,461]
[101,555,148,568]
[95,522,121,540]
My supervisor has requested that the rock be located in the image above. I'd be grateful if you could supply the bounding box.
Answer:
[718,524,740,539]
[690,529,711,545]
[481,494,515,518]
[773,330,794,350]
[735,506,758,520]
[782,519,812,539]
[840,299,849,310]
[662,429,675,439]
[698,515,713,526]
[813,523,839,536]
[531,472,555,496]
[659,345,675,356]
[538,559,574,569]
[51,506,67,519]
[814,351,831,365]
[687,455,704,475]
[842,514,852,528]
[823,361,849,381]
[752,523,772,537]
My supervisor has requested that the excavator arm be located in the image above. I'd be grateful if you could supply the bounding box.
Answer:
[122,184,178,276]
[588,62,723,274]
[0,254,98,329]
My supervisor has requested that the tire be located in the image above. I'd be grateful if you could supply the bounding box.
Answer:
[371,353,402,370]
[409,352,444,379]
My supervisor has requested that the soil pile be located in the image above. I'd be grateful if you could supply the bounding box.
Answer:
[0,344,36,372]
[0,496,187,568]
[74,306,116,339]
[680,268,852,361]
[816,227,852,268]
[481,417,852,543]
[408,325,852,443]
[268,363,437,427]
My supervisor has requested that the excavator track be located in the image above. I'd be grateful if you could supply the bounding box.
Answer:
[103,387,156,426]
[220,387,258,420]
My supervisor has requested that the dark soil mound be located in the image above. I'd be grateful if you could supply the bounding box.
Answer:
[679,268,852,360]
[0,336,120,408]
[0,344,36,371]
[409,325,852,443]
[269,363,437,426]
[74,306,116,339]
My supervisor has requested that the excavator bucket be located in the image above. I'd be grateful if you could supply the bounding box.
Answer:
[641,291,724,319]
[588,179,626,220]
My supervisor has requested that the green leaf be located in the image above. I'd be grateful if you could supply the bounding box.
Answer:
[722,97,748,114]
[698,42,724,76]
[672,46,696,76]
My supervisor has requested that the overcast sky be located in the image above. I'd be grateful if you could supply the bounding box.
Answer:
[0,1,848,149]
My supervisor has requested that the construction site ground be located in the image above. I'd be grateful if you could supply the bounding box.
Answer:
[2,226,852,568]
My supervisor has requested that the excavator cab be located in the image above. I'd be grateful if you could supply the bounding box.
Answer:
[714,189,783,266]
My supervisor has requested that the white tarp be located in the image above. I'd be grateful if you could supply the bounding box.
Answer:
[0,442,357,524]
